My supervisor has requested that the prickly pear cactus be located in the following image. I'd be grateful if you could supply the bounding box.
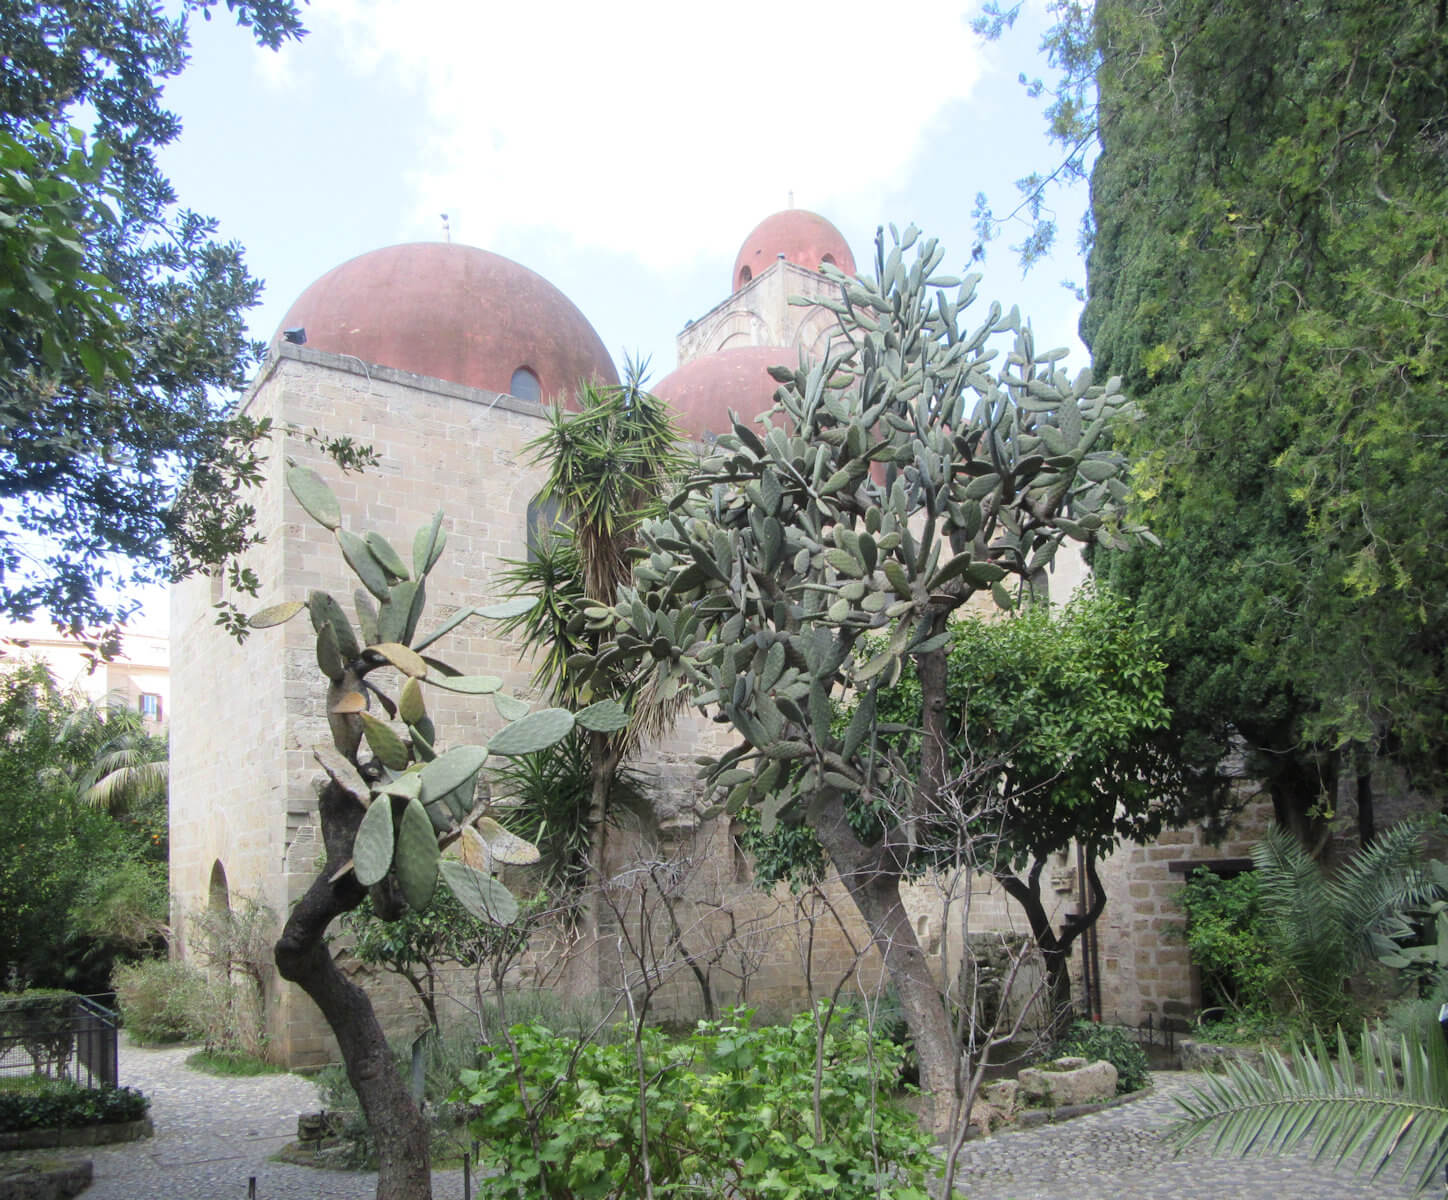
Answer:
[254,466,569,926]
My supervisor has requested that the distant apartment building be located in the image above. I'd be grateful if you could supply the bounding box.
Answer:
[0,622,170,729]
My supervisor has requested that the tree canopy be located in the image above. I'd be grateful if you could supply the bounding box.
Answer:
[0,1,308,631]
[578,223,1147,1125]
[1081,0,1448,843]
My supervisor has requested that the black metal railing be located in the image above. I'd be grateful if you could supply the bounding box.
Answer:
[0,994,119,1089]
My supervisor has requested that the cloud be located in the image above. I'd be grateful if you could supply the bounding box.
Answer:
[314,0,983,270]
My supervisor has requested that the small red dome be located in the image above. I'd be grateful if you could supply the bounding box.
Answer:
[654,346,795,442]
[732,210,855,292]
[275,243,618,400]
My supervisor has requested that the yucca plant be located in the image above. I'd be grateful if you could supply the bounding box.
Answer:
[1170,1023,1448,1194]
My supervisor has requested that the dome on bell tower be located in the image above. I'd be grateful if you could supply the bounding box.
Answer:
[731,209,855,292]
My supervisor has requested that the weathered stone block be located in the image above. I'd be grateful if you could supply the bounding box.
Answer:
[1017,1057,1118,1107]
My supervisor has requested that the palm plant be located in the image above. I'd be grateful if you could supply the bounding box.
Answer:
[491,365,689,944]
[1169,1023,1448,1194]
[1252,821,1440,1030]
[42,694,168,813]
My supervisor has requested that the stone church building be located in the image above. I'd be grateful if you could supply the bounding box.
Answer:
[170,209,1264,1065]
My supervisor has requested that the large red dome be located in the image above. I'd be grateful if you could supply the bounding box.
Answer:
[275,243,618,400]
[732,210,855,293]
[654,346,795,442]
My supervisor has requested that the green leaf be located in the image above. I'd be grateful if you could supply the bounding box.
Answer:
[487,708,576,756]
[353,796,395,887]
[338,531,390,600]
[399,677,426,725]
[413,512,447,576]
[575,699,629,733]
[440,861,519,925]
[315,621,345,683]
[477,596,538,619]
[492,693,532,722]
[424,671,504,694]
[364,531,411,580]
[418,746,490,807]
[395,798,440,910]
[287,465,341,530]
[360,713,410,771]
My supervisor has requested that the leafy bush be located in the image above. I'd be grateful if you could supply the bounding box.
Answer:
[0,1077,148,1131]
[1050,1020,1151,1093]
[112,958,210,1044]
[457,1008,932,1200]
[1177,867,1283,1018]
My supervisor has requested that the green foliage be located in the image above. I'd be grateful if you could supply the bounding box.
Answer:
[0,664,167,991]
[0,1078,148,1132]
[0,0,310,629]
[1170,1024,1448,1195]
[1250,822,1439,1033]
[111,958,211,1045]
[264,468,561,928]
[1177,869,1282,1019]
[1049,1020,1149,1094]
[488,733,646,898]
[585,224,1144,865]
[343,891,531,1031]
[457,1008,932,1200]
[876,586,1176,865]
[1087,0,1448,828]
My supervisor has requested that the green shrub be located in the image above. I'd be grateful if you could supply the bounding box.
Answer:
[457,1007,932,1200]
[1177,867,1284,1019]
[0,1077,148,1131]
[112,958,210,1044]
[1050,1020,1151,1093]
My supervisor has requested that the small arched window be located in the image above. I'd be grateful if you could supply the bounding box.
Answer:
[737,266,752,289]
[821,253,836,269]
[209,861,230,914]
[525,493,564,562]
[510,367,542,404]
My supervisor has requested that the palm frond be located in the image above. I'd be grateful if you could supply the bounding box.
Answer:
[82,757,168,811]
[1329,819,1438,957]
[1253,825,1347,1011]
[1169,1024,1448,1194]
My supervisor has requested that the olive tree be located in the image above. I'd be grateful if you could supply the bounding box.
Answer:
[573,225,1148,1128]
[254,465,621,1200]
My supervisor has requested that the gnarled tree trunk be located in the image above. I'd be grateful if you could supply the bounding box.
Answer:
[809,785,959,1133]
[274,780,432,1200]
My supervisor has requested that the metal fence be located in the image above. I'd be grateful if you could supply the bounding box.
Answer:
[0,994,119,1089]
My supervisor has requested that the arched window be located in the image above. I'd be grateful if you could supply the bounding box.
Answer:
[821,253,836,268]
[209,860,230,914]
[525,492,564,562]
[737,266,752,289]
[510,367,542,404]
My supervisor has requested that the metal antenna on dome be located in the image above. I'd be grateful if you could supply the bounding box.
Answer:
[441,212,451,243]
[787,190,794,209]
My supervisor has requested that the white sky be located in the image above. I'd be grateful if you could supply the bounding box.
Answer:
[123,0,1090,634]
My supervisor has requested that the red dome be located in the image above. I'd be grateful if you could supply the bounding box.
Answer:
[654,346,796,442]
[732,210,855,292]
[275,243,618,400]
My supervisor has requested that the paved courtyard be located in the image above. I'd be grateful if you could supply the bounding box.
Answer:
[71,1041,1428,1199]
